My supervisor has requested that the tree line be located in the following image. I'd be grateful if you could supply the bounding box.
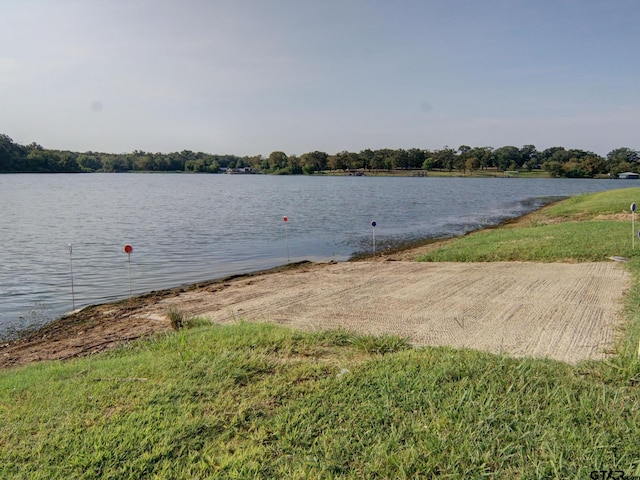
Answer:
[1,133,638,177]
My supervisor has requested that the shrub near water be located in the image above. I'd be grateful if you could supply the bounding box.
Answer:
[167,306,210,330]
[167,306,186,330]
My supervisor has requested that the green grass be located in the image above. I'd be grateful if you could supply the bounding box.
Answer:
[417,221,631,262]
[2,323,639,479]
[417,187,640,263]
[544,187,640,219]
[2,188,640,478]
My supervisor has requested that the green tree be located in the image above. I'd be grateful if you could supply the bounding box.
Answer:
[287,154,303,174]
[388,149,407,169]
[300,151,328,173]
[102,155,129,172]
[543,161,563,177]
[539,147,566,164]
[421,157,434,171]
[135,153,157,171]
[493,146,521,171]
[246,155,263,171]
[434,147,456,171]
[466,157,480,172]
[24,145,56,172]
[372,149,394,170]
[519,145,538,170]
[581,155,606,176]
[77,153,103,172]
[551,149,572,164]
[455,145,471,172]
[359,149,375,171]
[0,134,27,171]
[470,147,494,170]
[158,153,185,171]
[606,148,639,172]
[562,161,589,178]
[56,151,80,172]
[334,151,360,171]
[614,162,635,175]
[268,151,288,173]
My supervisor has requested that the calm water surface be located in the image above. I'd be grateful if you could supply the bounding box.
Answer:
[0,173,635,336]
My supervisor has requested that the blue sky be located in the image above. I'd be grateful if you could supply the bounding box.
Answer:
[1,0,639,156]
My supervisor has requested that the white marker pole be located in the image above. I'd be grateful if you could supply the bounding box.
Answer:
[632,203,636,249]
[371,221,377,255]
[68,244,75,310]
[283,216,290,263]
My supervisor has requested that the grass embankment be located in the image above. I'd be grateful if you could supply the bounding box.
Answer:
[417,190,636,263]
[2,188,640,479]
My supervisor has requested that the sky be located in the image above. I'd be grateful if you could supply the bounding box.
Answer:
[1,0,639,157]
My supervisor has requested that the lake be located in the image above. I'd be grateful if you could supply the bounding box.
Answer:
[0,173,635,337]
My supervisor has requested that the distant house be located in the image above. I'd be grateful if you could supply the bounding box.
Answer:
[225,167,253,174]
[618,172,639,179]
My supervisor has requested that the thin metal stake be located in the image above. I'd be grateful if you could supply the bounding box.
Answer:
[127,254,132,296]
[68,244,75,310]
[123,244,133,297]
[283,216,290,263]
[371,221,377,255]
[632,203,637,250]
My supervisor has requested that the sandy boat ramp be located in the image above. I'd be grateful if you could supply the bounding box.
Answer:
[1,257,630,368]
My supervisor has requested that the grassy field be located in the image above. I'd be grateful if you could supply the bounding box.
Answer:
[2,188,640,479]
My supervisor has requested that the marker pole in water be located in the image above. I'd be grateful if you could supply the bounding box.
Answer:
[371,221,377,255]
[124,244,133,296]
[632,203,637,249]
[68,244,75,310]
[283,216,290,263]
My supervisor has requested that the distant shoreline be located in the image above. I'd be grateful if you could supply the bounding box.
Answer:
[0,169,620,179]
